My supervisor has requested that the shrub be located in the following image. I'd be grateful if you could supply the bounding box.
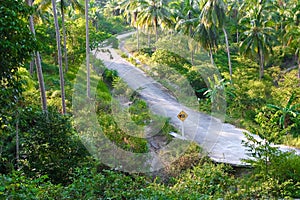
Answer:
[102,68,118,86]
[151,49,191,75]
[19,107,89,185]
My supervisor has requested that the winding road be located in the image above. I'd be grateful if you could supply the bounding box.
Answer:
[92,32,299,166]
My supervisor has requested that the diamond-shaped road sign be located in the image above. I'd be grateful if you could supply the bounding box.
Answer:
[177,110,188,122]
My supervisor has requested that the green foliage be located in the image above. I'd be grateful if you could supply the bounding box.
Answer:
[186,69,207,98]
[267,92,300,130]
[158,142,205,181]
[242,112,300,198]
[89,29,111,51]
[129,99,151,125]
[225,62,272,126]
[0,0,36,133]
[151,49,191,74]
[102,68,118,86]
[243,110,285,173]
[93,14,131,35]
[197,74,233,104]
[95,75,149,154]
[107,36,119,49]
[35,23,56,56]
[18,107,89,184]
[0,0,36,73]
[137,162,236,199]
[0,171,55,200]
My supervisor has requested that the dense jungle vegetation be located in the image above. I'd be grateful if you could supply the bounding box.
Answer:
[1,0,300,199]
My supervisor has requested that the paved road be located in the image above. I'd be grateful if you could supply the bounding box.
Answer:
[92,32,299,166]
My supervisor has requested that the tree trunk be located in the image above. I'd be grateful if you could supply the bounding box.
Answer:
[137,25,140,51]
[29,57,34,76]
[258,48,264,80]
[28,0,47,112]
[15,108,19,170]
[61,6,68,72]
[209,47,214,65]
[189,24,194,65]
[154,18,158,43]
[191,47,194,65]
[148,28,151,48]
[52,0,66,114]
[86,0,90,98]
[297,54,300,79]
[223,27,232,83]
[296,53,300,79]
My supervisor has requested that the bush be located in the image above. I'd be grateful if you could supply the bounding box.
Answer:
[151,49,191,75]
[19,107,89,185]
[0,171,59,200]
[102,68,118,86]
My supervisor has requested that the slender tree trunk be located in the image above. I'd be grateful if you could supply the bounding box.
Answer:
[28,0,47,112]
[209,47,214,65]
[29,57,34,76]
[223,27,232,83]
[148,28,151,48]
[154,18,158,43]
[86,0,90,98]
[15,108,19,170]
[61,6,68,72]
[52,0,66,114]
[191,46,194,65]
[297,55,300,79]
[258,48,264,80]
[35,52,48,111]
[189,25,194,65]
[137,25,140,51]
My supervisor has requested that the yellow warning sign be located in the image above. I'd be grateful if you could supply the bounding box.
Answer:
[177,110,188,122]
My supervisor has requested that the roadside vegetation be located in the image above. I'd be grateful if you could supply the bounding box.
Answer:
[1,0,299,199]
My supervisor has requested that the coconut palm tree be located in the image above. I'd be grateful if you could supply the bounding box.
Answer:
[170,0,199,64]
[104,0,120,17]
[119,0,141,50]
[283,0,300,78]
[239,0,276,79]
[199,0,233,82]
[137,0,172,43]
[60,0,84,72]
[27,0,47,112]
[38,0,84,72]
[227,0,243,43]
[192,18,218,65]
[51,0,66,114]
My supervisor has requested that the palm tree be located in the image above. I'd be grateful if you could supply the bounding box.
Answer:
[104,0,120,17]
[199,0,233,82]
[227,0,243,43]
[193,19,218,65]
[51,0,66,114]
[86,0,90,98]
[60,0,84,72]
[27,0,47,112]
[285,26,300,79]
[137,0,171,43]
[283,0,300,78]
[38,0,84,72]
[239,0,276,79]
[171,0,199,64]
[119,0,141,50]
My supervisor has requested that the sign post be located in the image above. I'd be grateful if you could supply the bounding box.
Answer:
[177,110,188,136]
